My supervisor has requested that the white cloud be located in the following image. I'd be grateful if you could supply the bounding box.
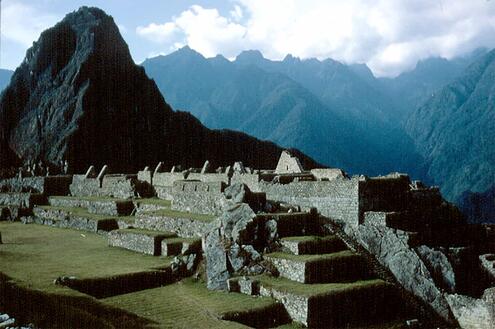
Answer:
[137,0,495,77]
[2,1,59,47]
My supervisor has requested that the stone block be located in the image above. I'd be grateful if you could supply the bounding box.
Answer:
[108,229,176,255]
[280,235,347,255]
[265,250,368,283]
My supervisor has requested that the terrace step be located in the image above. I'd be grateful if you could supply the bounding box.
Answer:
[264,250,369,284]
[133,198,171,215]
[49,196,134,216]
[134,210,216,238]
[280,235,348,255]
[229,275,400,328]
[0,192,46,208]
[161,237,202,256]
[32,206,119,232]
[108,228,177,256]
[257,211,319,238]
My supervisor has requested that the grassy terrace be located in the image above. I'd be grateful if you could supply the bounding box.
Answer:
[148,208,217,222]
[135,198,172,207]
[103,278,278,329]
[265,250,356,263]
[38,205,135,223]
[0,223,170,296]
[250,275,386,297]
[115,228,176,238]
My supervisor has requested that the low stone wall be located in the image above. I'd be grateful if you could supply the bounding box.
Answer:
[108,230,170,255]
[0,193,46,208]
[171,181,226,216]
[69,177,101,197]
[87,200,134,216]
[188,173,230,184]
[31,207,117,232]
[446,288,495,329]
[134,214,214,238]
[101,175,138,199]
[259,285,309,325]
[152,172,187,187]
[0,176,72,195]
[260,179,361,227]
[155,186,173,200]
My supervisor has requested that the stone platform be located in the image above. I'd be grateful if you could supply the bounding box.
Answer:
[265,250,369,284]
[229,275,398,328]
[108,228,177,255]
[48,196,134,216]
[31,206,119,232]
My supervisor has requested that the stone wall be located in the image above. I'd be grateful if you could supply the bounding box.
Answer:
[101,174,138,199]
[69,176,101,197]
[134,214,213,238]
[231,173,262,192]
[0,176,72,195]
[260,178,361,227]
[153,172,187,187]
[310,168,346,181]
[171,181,226,216]
[188,173,230,184]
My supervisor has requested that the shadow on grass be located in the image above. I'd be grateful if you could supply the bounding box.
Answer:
[0,273,157,329]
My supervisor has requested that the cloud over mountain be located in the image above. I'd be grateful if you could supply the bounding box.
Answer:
[137,0,495,77]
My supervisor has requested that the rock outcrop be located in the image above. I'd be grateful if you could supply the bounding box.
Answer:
[0,7,318,173]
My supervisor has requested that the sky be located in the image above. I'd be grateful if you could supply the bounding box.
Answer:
[2,0,495,77]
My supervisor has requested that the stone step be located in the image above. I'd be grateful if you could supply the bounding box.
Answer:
[49,196,134,216]
[32,206,119,232]
[161,237,202,256]
[257,212,319,238]
[228,275,399,328]
[133,198,171,215]
[280,235,348,255]
[134,210,216,238]
[0,192,46,208]
[265,250,369,284]
[108,228,177,256]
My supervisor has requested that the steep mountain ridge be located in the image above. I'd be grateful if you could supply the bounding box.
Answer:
[405,49,495,202]
[0,7,319,173]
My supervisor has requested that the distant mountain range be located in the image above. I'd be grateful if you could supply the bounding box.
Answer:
[0,69,13,92]
[143,48,425,177]
[0,7,318,173]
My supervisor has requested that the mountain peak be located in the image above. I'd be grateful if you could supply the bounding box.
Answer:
[235,50,265,64]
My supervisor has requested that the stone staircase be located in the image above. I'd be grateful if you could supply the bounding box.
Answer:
[228,232,412,328]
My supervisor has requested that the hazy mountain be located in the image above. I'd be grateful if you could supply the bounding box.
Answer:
[0,7,319,173]
[380,49,487,119]
[0,69,13,92]
[405,49,495,202]
[143,48,425,177]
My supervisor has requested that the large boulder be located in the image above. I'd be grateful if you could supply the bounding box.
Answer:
[203,203,266,290]
[348,223,454,322]
[416,245,456,293]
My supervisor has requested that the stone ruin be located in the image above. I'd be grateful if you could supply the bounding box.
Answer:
[1,150,494,328]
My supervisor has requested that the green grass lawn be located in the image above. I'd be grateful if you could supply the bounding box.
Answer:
[0,222,171,295]
[103,278,279,329]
